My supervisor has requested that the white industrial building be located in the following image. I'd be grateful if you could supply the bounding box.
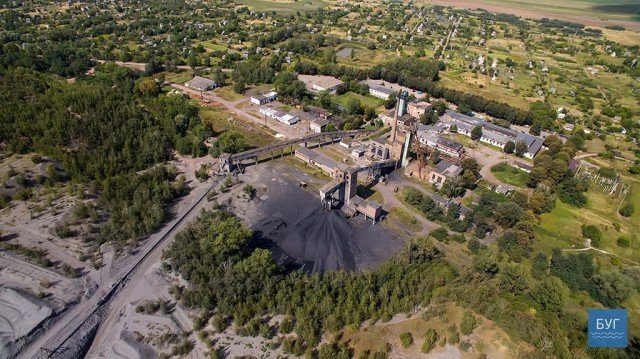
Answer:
[442,111,544,159]
[250,91,278,105]
[259,106,299,125]
[368,85,395,100]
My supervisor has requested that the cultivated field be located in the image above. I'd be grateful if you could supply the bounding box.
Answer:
[426,0,640,31]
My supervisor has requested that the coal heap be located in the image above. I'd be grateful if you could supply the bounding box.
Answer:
[251,174,400,273]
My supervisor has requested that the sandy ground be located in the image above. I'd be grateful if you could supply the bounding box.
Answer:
[2,150,220,359]
[92,263,195,359]
[0,288,52,358]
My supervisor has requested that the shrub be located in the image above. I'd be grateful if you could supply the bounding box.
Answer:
[448,324,460,344]
[55,223,73,238]
[422,329,438,354]
[616,236,631,248]
[212,314,228,332]
[460,311,477,335]
[279,316,294,334]
[581,224,602,247]
[399,332,413,348]
[430,227,449,241]
[172,338,194,356]
[467,238,483,254]
[619,203,634,217]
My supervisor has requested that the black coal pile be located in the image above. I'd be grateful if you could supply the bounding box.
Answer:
[251,176,401,273]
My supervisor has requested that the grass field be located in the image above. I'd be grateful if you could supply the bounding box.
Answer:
[334,92,384,109]
[199,107,273,148]
[236,0,327,13]
[388,207,423,232]
[490,163,529,188]
[535,179,640,335]
[342,303,523,358]
[198,40,228,52]
[162,70,193,85]
[213,86,245,102]
[536,187,640,263]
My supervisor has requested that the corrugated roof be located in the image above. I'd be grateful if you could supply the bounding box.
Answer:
[295,147,337,170]
[186,76,217,90]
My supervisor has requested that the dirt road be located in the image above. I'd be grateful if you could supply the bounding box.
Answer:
[85,179,219,357]
[170,83,307,140]
[17,178,216,359]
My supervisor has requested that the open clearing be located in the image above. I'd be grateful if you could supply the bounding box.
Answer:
[343,302,526,358]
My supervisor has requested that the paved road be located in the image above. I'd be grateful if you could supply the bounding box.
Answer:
[17,179,215,359]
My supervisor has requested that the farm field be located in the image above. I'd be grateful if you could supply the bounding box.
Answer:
[426,0,640,30]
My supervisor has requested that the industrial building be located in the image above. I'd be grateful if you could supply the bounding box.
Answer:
[295,147,338,175]
[428,160,463,189]
[298,74,344,93]
[407,100,432,118]
[185,76,218,91]
[250,91,277,105]
[442,111,544,159]
[295,107,335,133]
[416,129,465,158]
[368,85,396,100]
[259,106,299,125]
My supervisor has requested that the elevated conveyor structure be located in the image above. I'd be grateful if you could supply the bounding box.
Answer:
[218,129,375,173]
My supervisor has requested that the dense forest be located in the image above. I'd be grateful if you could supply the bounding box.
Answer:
[0,65,205,245]
[164,210,640,358]
[164,210,456,356]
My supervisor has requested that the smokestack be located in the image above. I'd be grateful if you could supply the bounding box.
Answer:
[398,91,408,117]
[391,92,400,143]
[391,91,408,143]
